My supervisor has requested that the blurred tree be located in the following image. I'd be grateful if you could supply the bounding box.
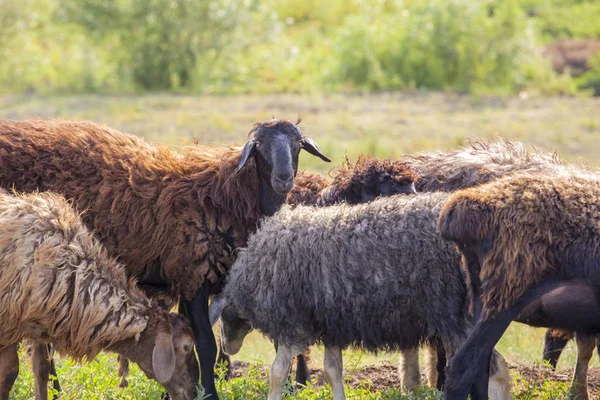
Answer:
[57,0,249,90]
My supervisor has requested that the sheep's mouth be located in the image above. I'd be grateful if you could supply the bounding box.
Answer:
[272,178,294,195]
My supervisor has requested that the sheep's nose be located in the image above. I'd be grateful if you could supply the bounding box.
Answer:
[275,172,293,183]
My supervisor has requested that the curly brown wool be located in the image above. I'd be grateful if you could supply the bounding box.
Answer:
[0,118,261,301]
[0,190,198,399]
[439,171,600,317]
[286,170,330,206]
[318,155,418,206]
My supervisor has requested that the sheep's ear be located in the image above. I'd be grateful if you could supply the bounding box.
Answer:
[209,295,227,327]
[152,332,176,383]
[301,137,331,162]
[237,139,257,174]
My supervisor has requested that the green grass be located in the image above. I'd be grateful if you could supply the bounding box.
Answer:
[1,93,600,398]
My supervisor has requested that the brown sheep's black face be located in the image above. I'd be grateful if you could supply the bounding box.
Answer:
[237,119,330,210]
[375,176,417,198]
[345,173,417,205]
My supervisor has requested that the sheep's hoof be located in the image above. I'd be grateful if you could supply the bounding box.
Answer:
[118,378,129,388]
[160,391,171,400]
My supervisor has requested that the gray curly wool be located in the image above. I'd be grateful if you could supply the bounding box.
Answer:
[222,192,470,352]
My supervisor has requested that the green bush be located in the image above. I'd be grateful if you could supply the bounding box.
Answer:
[577,53,600,95]
[330,0,538,94]
[0,0,599,95]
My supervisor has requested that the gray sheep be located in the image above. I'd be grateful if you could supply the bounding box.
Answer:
[209,193,511,400]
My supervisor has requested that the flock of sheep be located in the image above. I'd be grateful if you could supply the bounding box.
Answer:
[0,117,597,400]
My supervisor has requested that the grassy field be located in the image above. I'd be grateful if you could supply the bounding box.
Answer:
[1,93,600,399]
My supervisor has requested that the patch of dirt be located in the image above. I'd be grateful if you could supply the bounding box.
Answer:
[229,360,600,396]
[513,363,600,397]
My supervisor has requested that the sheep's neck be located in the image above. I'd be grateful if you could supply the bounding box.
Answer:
[106,333,147,365]
[258,174,287,217]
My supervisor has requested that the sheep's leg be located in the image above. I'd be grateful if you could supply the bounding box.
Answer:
[568,332,594,400]
[446,278,560,400]
[398,347,420,392]
[268,344,294,400]
[117,355,129,388]
[182,286,218,399]
[294,352,311,387]
[0,344,19,400]
[324,346,346,400]
[542,329,572,370]
[434,339,447,390]
[424,344,438,389]
[31,342,52,400]
[49,353,61,395]
[488,350,512,400]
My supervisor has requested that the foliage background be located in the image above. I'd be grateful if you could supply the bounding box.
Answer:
[0,0,599,96]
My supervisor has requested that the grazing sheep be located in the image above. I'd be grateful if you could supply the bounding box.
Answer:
[542,329,600,371]
[0,190,199,400]
[291,156,418,387]
[209,193,511,400]
[396,138,580,390]
[439,173,600,400]
[0,117,330,399]
[221,156,418,386]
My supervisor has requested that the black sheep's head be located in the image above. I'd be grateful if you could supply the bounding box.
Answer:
[209,295,251,356]
[237,118,330,207]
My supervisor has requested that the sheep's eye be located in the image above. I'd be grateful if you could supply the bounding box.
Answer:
[298,140,304,148]
[255,141,261,149]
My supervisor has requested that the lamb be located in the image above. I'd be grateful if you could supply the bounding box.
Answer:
[438,173,600,400]
[0,189,199,400]
[0,117,330,399]
[209,193,512,400]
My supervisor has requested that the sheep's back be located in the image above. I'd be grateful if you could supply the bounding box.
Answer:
[0,190,148,357]
[225,192,468,350]
[441,173,600,317]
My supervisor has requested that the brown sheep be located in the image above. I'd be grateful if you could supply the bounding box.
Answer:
[0,190,199,400]
[397,138,577,390]
[0,117,330,399]
[286,170,330,206]
[542,39,600,76]
[438,172,600,400]
[288,156,418,207]
[318,156,418,206]
[542,329,600,372]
